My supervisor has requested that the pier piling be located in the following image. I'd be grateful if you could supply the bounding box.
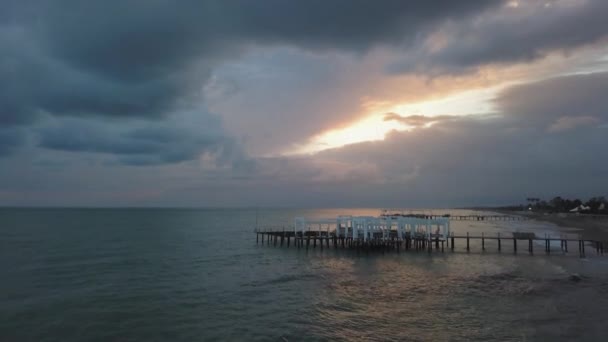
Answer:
[498,233,501,252]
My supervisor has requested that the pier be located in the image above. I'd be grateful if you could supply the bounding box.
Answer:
[380,211,528,221]
[255,215,605,257]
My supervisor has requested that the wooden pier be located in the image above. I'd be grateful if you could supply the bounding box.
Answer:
[382,213,528,221]
[254,214,604,258]
[255,229,605,257]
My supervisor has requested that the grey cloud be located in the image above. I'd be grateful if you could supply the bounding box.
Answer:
[1,0,498,123]
[304,116,607,206]
[389,0,608,74]
[0,128,24,156]
[36,112,243,166]
[496,71,608,129]
[0,0,497,158]
[239,72,608,206]
[0,26,194,121]
[32,1,496,79]
[384,113,459,126]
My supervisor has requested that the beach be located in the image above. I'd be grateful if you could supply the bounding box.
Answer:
[506,210,608,242]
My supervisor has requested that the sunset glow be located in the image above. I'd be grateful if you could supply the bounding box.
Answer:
[290,85,507,155]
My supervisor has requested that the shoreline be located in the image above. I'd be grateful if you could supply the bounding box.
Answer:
[493,209,608,242]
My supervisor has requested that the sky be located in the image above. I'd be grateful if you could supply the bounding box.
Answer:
[1,0,607,207]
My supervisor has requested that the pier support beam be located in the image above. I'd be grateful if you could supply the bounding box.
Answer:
[498,233,501,252]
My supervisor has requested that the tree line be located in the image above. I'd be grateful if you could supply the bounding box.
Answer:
[525,196,607,213]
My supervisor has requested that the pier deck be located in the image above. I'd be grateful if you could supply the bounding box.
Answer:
[255,229,605,257]
[254,214,604,257]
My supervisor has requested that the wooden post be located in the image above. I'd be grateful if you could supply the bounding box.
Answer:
[565,239,568,253]
[256,233,259,244]
[482,232,485,251]
[287,235,290,247]
[451,233,455,251]
[582,239,586,257]
[513,237,517,254]
[466,232,470,252]
[498,233,501,252]
[529,239,533,255]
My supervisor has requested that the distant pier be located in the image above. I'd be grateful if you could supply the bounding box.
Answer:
[255,215,604,258]
[380,213,528,221]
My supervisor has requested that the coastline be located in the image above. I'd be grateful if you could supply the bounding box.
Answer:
[496,210,608,241]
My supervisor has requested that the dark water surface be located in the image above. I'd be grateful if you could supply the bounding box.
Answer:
[1,208,607,341]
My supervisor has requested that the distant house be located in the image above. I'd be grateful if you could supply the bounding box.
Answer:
[569,205,591,213]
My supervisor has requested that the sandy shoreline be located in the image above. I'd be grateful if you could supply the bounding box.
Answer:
[496,210,608,241]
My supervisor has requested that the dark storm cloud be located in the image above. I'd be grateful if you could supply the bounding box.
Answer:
[0,0,497,160]
[34,0,497,79]
[36,113,241,166]
[389,0,608,74]
[1,0,498,124]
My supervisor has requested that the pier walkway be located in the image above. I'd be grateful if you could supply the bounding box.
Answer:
[255,215,604,258]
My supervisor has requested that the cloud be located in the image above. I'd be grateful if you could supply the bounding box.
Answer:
[1,0,497,120]
[496,71,608,128]
[36,111,247,166]
[0,128,24,157]
[384,113,459,127]
[227,71,608,206]
[389,0,608,74]
[548,115,600,132]
[1,0,608,206]
[0,0,499,159]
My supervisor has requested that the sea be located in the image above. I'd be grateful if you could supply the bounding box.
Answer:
[1,208,607,341]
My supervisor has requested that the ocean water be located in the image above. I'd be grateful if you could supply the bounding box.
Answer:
[1,208,607,341]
